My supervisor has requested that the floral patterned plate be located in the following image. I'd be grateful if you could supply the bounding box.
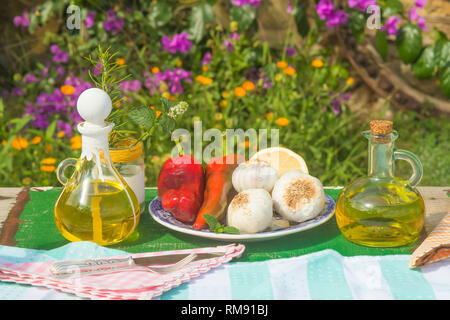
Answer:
[149,194,335,241]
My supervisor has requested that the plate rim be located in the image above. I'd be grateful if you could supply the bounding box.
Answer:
[149,194,336,241]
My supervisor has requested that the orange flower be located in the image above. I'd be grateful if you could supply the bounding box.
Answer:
[150,106,155,109]
[242,81,255,91]
[176,60,182,67]
[312,59,324,68]
[202,65,208,72]
[276,117,290,126]
[45,145,52,151]
[57,131,65,138]
[1,140,6,145]
[12,137,28,150]
[70,136,82,150]
[40,165,56,173]
[169,95,175,101]
[266,112,273,120]
[31,136,42,144]
[277,61,288,69]
[195,75,213,85]
[41,158,56,165]
[347,77,355,85]
[156,110,162,118]
[284,67,296,76]
[152,67,160,74]
[162,92,171,99]
[234,87,246,98]
[116,58,125,66]
[219,100,228,108]
[222,91,230,98]
[60,85,75,95]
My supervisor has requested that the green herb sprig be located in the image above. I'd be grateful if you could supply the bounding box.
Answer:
[203,214,240,234]
[84,45,188,148]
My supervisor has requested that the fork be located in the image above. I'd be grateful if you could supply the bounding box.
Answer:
[50,253,198,279]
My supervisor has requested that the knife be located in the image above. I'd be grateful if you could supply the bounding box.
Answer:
[49,252,225,277]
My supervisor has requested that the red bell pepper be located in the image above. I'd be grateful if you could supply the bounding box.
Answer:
[193,154,244,230]
[157,155,204,223]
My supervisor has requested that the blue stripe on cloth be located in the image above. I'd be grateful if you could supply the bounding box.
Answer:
[228,262,274,299]
[379,258,435,300]
[307,250,353,300]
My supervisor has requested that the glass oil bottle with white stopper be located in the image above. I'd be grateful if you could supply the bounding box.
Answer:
[54,88,140,246]
[336,120,425,247]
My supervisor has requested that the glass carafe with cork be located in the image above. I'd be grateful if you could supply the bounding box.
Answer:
[54,88,140,246]
[336,120,425,247]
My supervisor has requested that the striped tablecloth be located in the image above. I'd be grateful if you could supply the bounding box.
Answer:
[0,241,448,300]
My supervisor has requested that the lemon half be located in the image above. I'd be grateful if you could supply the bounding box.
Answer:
[250,147,309,177]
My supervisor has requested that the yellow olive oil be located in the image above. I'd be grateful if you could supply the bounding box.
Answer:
[336,177,424,247]
[55,179,140,246]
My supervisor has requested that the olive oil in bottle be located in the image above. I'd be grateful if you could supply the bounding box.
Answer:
[336,120,425,247]
[54,88,140,246]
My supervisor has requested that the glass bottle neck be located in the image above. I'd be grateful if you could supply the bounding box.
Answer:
[364,131,398,178]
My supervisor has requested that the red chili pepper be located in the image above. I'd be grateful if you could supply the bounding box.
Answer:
[193,154,244,230]
[157,155,204,223]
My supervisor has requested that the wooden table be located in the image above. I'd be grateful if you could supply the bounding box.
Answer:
[0,187,449,246]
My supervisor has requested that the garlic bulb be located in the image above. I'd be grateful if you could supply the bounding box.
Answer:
[232,160,278,193]
[272,170,325,223]
[227,189,273,234]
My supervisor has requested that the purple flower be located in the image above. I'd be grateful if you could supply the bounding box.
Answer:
[145,68,192,95]
[232,0,261,8]
[24,73,38,84]
[316,0,335,20]
[287,0,293,14]
[202,52,212,65]
[381,16,400,35]
[12,88,24,96]
[417,16,427,30]
[348,0,377,12]
[85,11,96,29]
[331,98,341,115]
[103,9,125,35]
[93,63,102,76]
[50,45,69,63]
[162,33,193,54]
[13,11,29,29]
[326,10,349,28]
[415,0,426,9]
[57,120,72,138]
[119,80,142,92]
[224,33,241,51]
[54,64,65,76]
[409,7,419,21]
[286,46,297,57]
[315,0,348,28]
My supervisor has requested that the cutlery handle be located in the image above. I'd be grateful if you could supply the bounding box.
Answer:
[50,257,134,277]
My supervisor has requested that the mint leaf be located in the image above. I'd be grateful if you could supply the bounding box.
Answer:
[161,97,171,113]
[203,214,220,231]
[223,226,240,234]
[128,106,155,129]
[158,113,176,133]
[202,214,240,234]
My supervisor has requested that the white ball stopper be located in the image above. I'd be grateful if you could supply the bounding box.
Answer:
[76,88,112,127]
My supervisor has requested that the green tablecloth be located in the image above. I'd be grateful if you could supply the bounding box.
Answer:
[12,188,418,262]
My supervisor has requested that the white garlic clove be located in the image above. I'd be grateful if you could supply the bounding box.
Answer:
[227,188,273,234]
[232,160,278,193]
[272,170,325,223]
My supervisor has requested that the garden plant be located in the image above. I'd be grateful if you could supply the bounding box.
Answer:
[0,0,448,188]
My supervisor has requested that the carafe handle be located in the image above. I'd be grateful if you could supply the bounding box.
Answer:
[56,158,78,185]
[394,150,423,187]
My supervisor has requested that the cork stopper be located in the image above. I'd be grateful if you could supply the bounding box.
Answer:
[370,120,393,135]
